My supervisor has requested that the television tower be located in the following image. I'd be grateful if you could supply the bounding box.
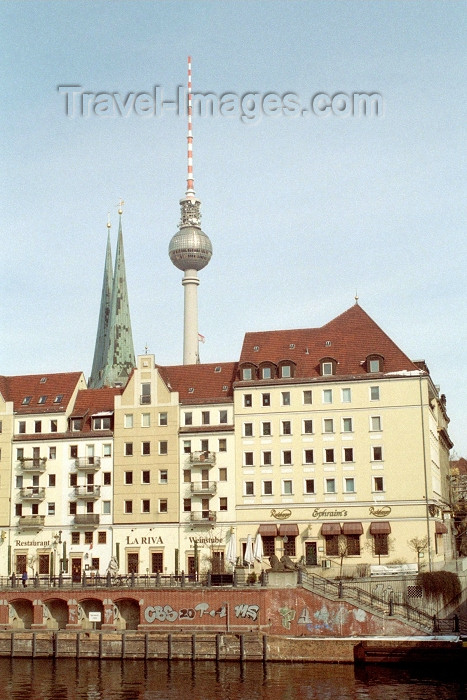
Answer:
[168,56,212,364]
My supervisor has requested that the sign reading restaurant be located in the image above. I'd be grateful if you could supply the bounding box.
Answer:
[269,506,392,521]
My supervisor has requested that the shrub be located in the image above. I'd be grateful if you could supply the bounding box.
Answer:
[416,571,461,604]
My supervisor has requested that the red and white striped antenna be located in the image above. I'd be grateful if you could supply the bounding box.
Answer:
[186,55,195,196]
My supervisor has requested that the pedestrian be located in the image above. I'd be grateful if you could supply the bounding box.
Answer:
[22,570,28,588]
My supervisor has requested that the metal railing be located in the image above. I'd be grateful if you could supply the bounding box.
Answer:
[19,487,46,500]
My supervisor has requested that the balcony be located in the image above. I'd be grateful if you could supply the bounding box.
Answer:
[74,514,100,527]
[73,486,101,500]
[19,514,45,528]
[74,457,101,471]
[190,451,216,465]
[19,487,46,501]
[190,481,217,495]
[18,458,47,472]
[190,510,217,524]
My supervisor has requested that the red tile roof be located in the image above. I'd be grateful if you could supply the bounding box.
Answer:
[160,363,238,404]
[69,387,122,433]
[239,304,419,379]
[0,372,85,414]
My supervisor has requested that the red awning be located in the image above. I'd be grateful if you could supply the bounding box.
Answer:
[369,521,391,535]
[321,523,341,536]
[435,522,448,534]
[342,522,363,535]
[278,524,299,537]
[258,524,278,537]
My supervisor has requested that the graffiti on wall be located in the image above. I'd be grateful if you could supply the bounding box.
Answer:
[144,601,260,624]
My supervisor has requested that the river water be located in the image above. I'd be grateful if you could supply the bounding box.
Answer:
[1,658,465,699]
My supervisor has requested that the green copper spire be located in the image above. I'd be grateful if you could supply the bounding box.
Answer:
[100,207,135,387]
[88,219,113,388]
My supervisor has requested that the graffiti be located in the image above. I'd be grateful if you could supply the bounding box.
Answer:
[144,601,259,624]
[298,607,312,624]
[278,606,295,630]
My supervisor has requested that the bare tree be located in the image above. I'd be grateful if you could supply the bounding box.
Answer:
[407,536,428,569]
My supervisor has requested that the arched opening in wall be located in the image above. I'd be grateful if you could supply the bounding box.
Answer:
[114,598,140,630]
[78,598,104,630]
[43,598,68,629]
[9,599,33,629]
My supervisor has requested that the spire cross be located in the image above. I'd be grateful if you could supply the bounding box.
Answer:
[107,212,111,229]
[117,199,125,215]
[186,56,195,196]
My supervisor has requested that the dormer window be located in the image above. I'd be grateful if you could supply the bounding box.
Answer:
[240,363,257,381]
[319,357,337,376]
[71,418,82,431]
[278,361,296,379]
[242,367,252,380]
[93,416,111,430]
[366,354,384,373]
[259,362,276,380]
[262,367,271,379]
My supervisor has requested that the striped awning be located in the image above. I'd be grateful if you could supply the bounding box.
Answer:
[369,521,391,535]
[321,523,342,536]
[258,524,278,537]
[435,522,448,534]
[342,522,363,535]
[278,523,299,537]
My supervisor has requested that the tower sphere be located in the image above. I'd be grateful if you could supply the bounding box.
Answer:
[169,225,213,272]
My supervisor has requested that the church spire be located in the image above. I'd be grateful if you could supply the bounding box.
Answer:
[88,216,113,388]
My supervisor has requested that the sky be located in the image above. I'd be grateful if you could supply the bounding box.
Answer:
[1,1,466,454]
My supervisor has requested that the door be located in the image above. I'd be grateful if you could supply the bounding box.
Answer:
[16,554,27,575]
[151,552,163,574]
[212,551,224,574]
[71,557,82,582]
[201,469,209,490]
[127,552,139,574]
[188,556,196,579]
[305,541,317,566]
[202,498,210,519]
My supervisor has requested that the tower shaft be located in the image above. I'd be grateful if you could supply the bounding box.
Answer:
[182,269,200,364]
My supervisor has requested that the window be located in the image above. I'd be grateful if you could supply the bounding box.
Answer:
[15,504,22,517]
[219,468,227,481]
[219,497,228,511]
[244,394,252,407]
[184,498,192,512]
[303,419,313,434]
[48,474,56,487]
[35,421,42,433]
[281,391,290,406]
[325,478,336,493]
[262,421,271,436]
[142,470,150,484]
[371,416,382,431]
[323,389,332,404]
[370,359,380,372]
[325,535,339,556]
[158,412,167,426]
[124,471,133,485]
[32,503,39,515]
[71,418,82,431]
[341,388,351,403]
[142,499,150,514]
[262,393,270,407]
[342,417,353,432]
[374,534,389,556]
[303,390,312,405]
[159,499,168,513]
[324,448,335,463]
[372,446,383,461]
[184,412,193,426]
[70,445,78,458]
[244,481,254,496]
[282,480,293,495]
[69,532,79,546]
[201,439,209,452]
[282,450,292,465]
[16,475,23,488]
[98,531,106,545]
[344,477,355,493]
[18,421,26,434]
[373,476,385,492]
[244,422,253,437]
[367,355,384,373]
[284,537,296,557]
[0,421,2,433]
[159,441,168,455]
[282,420,291,435]
[183,440,191,454]
[219,410,227,424]
[84,531,93,545]
[323,418,334,433]
[304,479,315,494]
[262,366,272,379]
[346,534,361,555]
[262,480,273,495]
[281,365,291,378]
[70,473,77,487]
[218,438,227,452]
[123,414,133,428]
[242,367,252,380]
[202,411,210,425]
[343,447,354,462]
[93,416,110,430]
[49,447,56,460]
[86,501,94,514]
[22,396,31,405]
[370,386,380,401]
[244,452,254,466]
[50,419,57,432]
[141,413,151,428]
[142,442,151,456]
[184,470,191,483]
[101,443,111,458]
[103,472,111,486]
[159,470,168,484]
[124,442,133,456]
[262,451,272,466]
[304,449,314,464]
[54,395,63,404]
[262,536,275,557]
[322,362,333,376]
[124,500,133,514]
[140,383,151,404]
